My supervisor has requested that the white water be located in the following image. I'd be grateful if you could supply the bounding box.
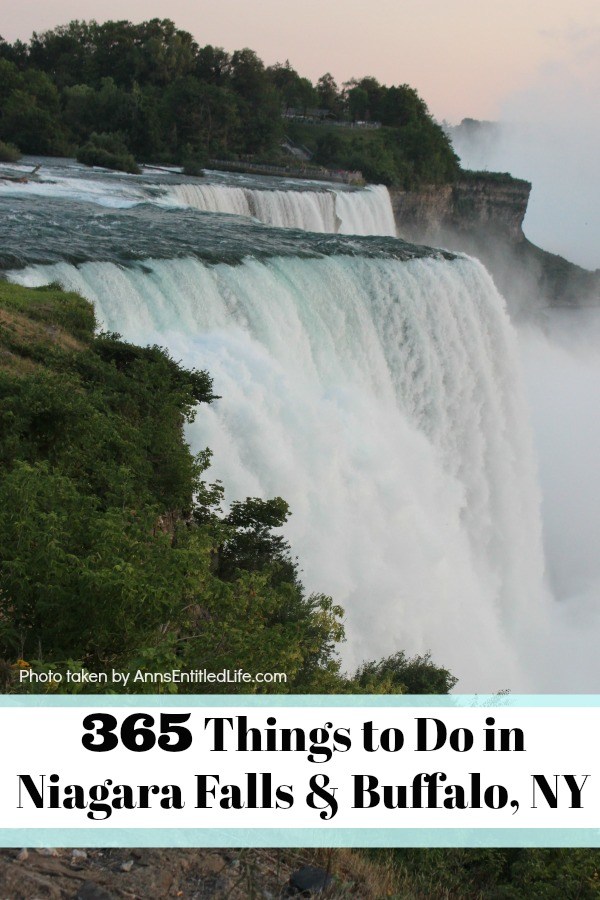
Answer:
[0,164,148,208]
[11,252,550,690]
[0,160,397,236]
[163,182,397,235]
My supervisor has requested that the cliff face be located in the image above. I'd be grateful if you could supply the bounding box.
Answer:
[390,176,530,241]
[389,174,599,316]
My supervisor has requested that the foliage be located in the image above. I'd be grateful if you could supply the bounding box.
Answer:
[0,139,20,161]
[181,142,208,175]
[380,847,600,898]
[0,58,68,154]
[267,60,316,113]
[313,128,401,185]
[0,18,460,187]
[353,651,458,694]
[0,281,460,699]
[315,73,343,116]
[76,131,141,173]
[0,282,345,691]
[288,119,458,187]
[460,168,532,188]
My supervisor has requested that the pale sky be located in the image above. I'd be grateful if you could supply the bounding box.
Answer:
[2,0,599,121]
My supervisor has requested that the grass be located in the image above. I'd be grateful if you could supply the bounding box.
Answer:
[0,280,96,339]
[460,169,531,188]
[0,281,94,376]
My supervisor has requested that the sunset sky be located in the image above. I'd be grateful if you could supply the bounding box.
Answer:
[3,0,599,122]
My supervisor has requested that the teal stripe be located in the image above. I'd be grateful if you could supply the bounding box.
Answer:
[1,828,600,848]
[3,694,600,707]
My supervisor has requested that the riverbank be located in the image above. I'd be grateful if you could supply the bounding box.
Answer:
[207,158,365,184]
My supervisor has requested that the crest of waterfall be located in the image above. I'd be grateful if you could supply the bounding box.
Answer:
[11,252,549,690]
[164,183,397,236]
[0,160,397,237]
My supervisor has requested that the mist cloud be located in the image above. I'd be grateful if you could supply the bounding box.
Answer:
[452,26,600,269]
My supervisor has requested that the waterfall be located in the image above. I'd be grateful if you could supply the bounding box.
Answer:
[164,183,397,236]
[10,251,548,690]
[0,162,397,237]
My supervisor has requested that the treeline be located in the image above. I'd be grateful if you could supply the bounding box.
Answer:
[0,280,456,694]
[0,18,459,185]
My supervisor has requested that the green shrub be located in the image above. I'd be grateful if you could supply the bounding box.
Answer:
[0,140,21,162]
[461,168,531,188]
[353,650,458,694]
[182,160,206,176]
[181,143,207,176]
[77,131,140,174]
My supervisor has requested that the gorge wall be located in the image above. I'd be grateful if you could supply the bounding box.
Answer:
[389,174,600,316]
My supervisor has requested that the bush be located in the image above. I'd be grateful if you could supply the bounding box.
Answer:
[181,143,207,176]
[353,651,458,693]
[182,159,206,176]
[0,140,21,162]
[77,131,140,174]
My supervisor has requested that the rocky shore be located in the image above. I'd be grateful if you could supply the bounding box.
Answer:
[0,847,394,898]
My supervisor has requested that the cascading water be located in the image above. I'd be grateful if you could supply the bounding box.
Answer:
[10,251,549,690]
[7,159,581,689]
[0,160,397,236]
[163,182,397,235]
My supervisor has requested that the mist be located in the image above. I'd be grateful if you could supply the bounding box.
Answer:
[449,26,600,271]
[517,310,600,689]
[447,30,600,688]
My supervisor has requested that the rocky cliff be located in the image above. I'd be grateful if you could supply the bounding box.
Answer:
[389,174,600,316]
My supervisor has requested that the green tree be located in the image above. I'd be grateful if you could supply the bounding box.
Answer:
[268,60,317,113]
[347,86,369,121]
[0,58,20,101]
[353,651,458,693]
[381,83,429,127]
[0,19,463,181]
[162,77,240,158]
[0,89,64,154]
[195,45,231,85]
[316,72,341,114]
[229,49,281,153]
